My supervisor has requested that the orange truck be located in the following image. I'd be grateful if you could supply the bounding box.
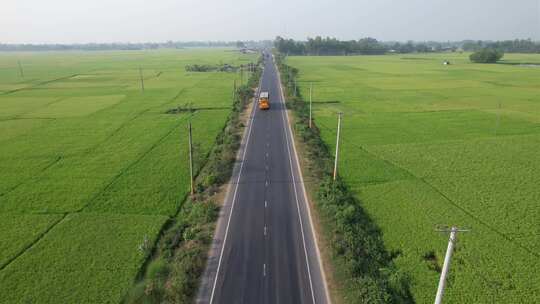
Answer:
[259,91,270,110]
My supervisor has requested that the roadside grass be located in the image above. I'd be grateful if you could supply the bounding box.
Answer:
[0,49,257,303]
[287,53,540,303]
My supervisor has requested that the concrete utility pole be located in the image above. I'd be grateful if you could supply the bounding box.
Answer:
[240,65,244,85]
[495,102,501,136]
[289,71,292,90]
[233,80,237,101]
[309,82,313,128]
[188,121,194,195]
[139,67,145,92]
[333,112,343,180]
[434,226,469,304]
[17,60,24,78]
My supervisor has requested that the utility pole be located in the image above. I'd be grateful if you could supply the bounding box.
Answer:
[434,226,469,304]
[285,65,289,87]
[333,112,342,180]
[188,121,194,195]
[139,67,145,92]
[240,65,244,85]
[309,82,313,128]
[289,71,292,89]
[233,79,237,101]
[17,60,24,78]
[495,102,501,136]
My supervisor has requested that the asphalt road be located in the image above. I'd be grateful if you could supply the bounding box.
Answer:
[197,53,329,304]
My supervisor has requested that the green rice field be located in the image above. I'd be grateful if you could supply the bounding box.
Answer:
[288,53,540,303]
[0,49,256,303]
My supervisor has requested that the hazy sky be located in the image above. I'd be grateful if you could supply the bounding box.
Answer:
[2,0,539,43]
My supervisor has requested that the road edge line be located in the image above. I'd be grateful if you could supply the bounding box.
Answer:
[207,72,263,304]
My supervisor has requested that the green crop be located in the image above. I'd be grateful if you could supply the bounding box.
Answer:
[288,52,540,303]
[0,48,256,303]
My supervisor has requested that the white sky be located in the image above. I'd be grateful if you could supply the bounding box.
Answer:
[1,0,539,43]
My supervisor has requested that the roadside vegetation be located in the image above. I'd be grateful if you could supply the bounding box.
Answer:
[285,52,540,303]
[276,54,413,304]
[0,49,257,303]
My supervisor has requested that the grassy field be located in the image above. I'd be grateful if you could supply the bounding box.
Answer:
[288,53,540,303]
[0,49,256,303]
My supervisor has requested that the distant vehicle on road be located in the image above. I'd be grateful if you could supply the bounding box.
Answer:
[259,91,270,110]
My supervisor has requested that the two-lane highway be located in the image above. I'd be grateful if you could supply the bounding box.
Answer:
[197,53,329,304]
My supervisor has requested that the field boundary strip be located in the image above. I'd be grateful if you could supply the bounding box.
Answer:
[0,213,67,272]
[419,176,539,259]
[77,115,189,213]
[83,71,210,151]
[0,97,66,122]
[1,74,79,95]
[0,79,202,200]
[0,114,189,271]
[317,120,539,259]
[77,86,190,157]
[0,155,63,198]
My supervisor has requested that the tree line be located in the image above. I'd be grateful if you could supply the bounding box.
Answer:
[275,36,464,55]
[0,41,238,52]
[275,37,540,56]
[275,36,387,55]
[462,39,540,53]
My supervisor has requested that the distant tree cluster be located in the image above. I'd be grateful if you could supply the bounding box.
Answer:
[462,39,540,53]
[185,63,240,72]
[275,36,387,55]
[275,37,461,55]
[385,41,457,53]
[0,41,239,52]
[275,37,540,56]
[469,48,504,63]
